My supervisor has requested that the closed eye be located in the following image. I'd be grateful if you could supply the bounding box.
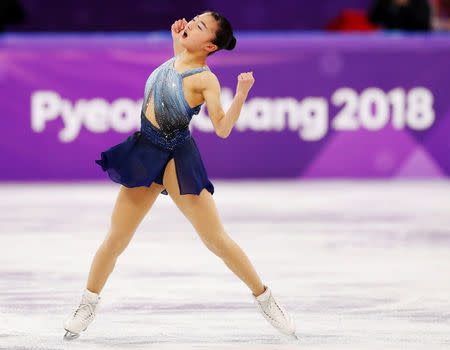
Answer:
[193,15,203,30]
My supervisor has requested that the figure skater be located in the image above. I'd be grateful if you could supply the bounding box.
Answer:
[63,10,297,341]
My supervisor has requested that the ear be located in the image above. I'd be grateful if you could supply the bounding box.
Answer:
[205,43,218,54]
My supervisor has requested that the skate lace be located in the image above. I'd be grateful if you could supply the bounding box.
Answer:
[73,302,94,320]
[260,293,286,323]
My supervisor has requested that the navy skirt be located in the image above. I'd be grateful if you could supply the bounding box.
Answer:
[95,114,214,196]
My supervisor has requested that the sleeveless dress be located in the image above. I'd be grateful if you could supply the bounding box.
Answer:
[95,54,215,196]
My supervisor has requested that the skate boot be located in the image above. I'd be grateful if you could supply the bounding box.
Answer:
[253,285,298,339]
[63,289,101,340]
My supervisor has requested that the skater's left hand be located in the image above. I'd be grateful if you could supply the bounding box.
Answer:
[236,72,255,97]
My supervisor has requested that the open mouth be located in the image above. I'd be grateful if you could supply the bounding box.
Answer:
[182,31,188,38]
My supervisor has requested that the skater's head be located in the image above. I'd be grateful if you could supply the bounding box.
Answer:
[180,11,236,57]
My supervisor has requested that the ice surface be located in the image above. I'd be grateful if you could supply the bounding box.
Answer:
[0,180,449,349]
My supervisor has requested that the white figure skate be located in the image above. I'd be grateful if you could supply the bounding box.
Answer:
[63,289,101,340]
[253,285,298,340]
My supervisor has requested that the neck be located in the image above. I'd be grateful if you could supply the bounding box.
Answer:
[179,49,207,67]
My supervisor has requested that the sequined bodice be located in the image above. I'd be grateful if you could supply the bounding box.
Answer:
[141,54,210,135]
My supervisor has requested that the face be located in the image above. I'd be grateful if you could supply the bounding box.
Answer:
[180,12,219,54]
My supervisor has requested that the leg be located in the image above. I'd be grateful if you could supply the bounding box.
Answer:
[162,158,265,297]
[86,182,165,294]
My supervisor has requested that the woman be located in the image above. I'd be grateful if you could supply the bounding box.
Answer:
[63,10,297,340]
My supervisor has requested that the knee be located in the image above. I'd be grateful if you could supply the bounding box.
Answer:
[202,232,234,258]
[102,235,130,257]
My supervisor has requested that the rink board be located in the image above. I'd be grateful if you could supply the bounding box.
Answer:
[1,33,449,180]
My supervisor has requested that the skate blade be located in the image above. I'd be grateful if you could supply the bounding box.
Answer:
[63,330,80,340]
[290,333,300,341]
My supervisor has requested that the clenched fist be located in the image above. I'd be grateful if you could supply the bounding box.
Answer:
[171,18,188,40]
[236,72,255,96]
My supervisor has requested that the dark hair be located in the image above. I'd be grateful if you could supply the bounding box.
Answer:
[201,10,236,56]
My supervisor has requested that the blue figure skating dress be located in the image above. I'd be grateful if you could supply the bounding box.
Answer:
[95,54,214,196]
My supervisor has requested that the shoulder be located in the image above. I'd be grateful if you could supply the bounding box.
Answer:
[196,69,220,91]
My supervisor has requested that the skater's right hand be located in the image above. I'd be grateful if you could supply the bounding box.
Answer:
[236,72,255,97]
[171,18,188,41]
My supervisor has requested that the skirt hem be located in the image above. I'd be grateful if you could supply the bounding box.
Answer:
[96,157,214,196]
[95,131,214,197]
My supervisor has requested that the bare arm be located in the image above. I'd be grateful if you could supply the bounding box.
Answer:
[202,71,255,138]
[171,18,187,56]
